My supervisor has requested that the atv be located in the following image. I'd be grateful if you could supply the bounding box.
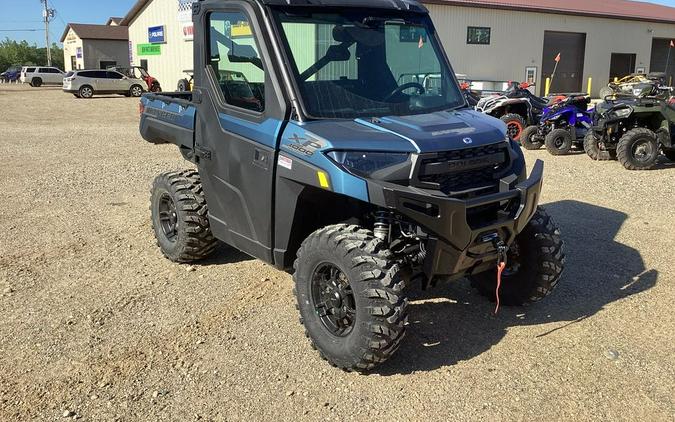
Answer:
[176,70,194,92]
[139,0,565,371]
[599,72,667,99]
[587,83,675,169]
[459,81,481,108]
[521,95,593,155]
[475,81,565,142]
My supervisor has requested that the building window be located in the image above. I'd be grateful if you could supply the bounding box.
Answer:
[525,67,537,85]
[399,26,427,43]
[467,26,491,45]
[207,11,265,112]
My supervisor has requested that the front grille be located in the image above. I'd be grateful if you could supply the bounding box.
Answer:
[414,142,510,196]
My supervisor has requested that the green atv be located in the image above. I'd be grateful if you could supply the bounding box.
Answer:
[586,84,675,170]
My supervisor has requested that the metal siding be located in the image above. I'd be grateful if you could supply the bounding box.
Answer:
[427,4,675,96]
[126,1,675,97]
[82,40,131,69]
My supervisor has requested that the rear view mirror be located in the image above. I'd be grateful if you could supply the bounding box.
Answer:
[228,45,263,70]
[228,44,258,60]
[325,45,350,62]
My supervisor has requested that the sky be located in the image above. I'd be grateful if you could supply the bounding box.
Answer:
[0,0,675,46]
[0,0,137,45]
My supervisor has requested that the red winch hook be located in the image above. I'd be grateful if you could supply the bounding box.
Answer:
[494,241,508,314]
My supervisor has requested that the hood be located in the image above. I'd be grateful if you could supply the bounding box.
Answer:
[299,109,507,154]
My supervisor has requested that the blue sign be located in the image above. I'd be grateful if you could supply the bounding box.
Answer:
[148,25,165,44]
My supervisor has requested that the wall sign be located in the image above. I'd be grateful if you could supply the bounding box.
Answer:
[137,43,162,56]
[76,47,82,59]
[148,25,166,43]
[178,0,197,41]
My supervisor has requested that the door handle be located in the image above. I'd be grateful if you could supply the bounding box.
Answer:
[253,148,269,170]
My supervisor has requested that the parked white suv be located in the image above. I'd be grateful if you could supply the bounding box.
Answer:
[20,66,65,87]
[63,70,146,99]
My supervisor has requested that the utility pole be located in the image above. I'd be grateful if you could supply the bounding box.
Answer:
[40,0,55,66]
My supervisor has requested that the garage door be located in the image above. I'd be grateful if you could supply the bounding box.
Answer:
[650,38,675,85]
[542,31,586,94]
[609,53,636,82]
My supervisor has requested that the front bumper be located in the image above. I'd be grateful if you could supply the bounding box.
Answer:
[367,159,544,277]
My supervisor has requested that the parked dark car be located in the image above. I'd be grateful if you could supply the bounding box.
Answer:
[1,66,21,82]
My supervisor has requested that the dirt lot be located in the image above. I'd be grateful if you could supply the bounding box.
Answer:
[0,85,673,421]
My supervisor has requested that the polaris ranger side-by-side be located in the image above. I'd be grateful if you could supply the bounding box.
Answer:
[139,0,565,371]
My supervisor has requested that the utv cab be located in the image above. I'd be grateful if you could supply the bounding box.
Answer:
[139,0,565,371]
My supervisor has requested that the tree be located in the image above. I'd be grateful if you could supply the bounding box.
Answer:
[0,38,64,71]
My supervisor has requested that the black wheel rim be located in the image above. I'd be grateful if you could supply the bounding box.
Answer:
[632,139,654,162]
[554,136,566,149]
[158,193,178,242]
[310,263,356,337]
[507,122,522,139]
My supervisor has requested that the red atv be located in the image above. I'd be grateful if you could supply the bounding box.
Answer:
[111,66,161,92]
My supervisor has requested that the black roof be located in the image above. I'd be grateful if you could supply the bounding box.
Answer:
[260,0,427,13]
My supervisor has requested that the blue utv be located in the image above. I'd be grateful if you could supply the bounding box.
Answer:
[138,0,565,371]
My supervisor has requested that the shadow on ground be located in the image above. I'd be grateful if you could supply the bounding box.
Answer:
[198,243,255,266]
[376,199,658,375]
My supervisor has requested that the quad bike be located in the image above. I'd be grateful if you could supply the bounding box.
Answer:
[599,72,667,99]
[520,95,593,155]
[587,83,675,169]
[460,81,481,107]
[111,66,162,92]
[475,81,566,141]
[177,70,194,92]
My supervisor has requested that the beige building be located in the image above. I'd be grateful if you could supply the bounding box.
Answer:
[120,0,675,96]
[122,0,195,91]
[60,22,130,72]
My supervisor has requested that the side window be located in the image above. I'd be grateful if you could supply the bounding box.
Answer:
[208,11,265,112]
[27,67,36,73]
[107,71,124,79]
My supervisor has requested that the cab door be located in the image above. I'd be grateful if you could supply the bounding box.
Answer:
[192,1,288,262]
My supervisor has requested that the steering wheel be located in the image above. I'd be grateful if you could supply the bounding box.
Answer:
[383,82,425,102]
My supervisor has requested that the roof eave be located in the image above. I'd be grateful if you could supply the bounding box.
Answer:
[59,24,72,43]
[121,0,150,26]
[421,0,675,25]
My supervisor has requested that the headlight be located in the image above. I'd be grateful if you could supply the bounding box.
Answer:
[609,107,632,118]
[326,151,410,178]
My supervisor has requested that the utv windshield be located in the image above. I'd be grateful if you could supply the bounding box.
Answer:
[272,9,464,119]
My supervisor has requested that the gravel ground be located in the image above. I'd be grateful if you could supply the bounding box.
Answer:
[0,85,674,421]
